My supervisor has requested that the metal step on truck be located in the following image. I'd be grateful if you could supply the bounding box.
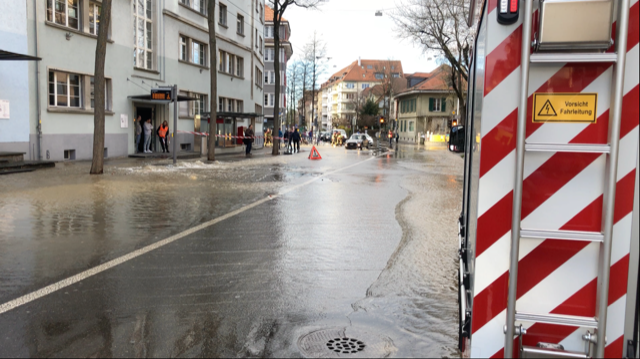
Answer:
[456,0,639,357]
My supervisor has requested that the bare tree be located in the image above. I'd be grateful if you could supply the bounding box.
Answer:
[90,0,112,175]
[268,0,325,155]
[372,60,405,129]
[206,0,218,162]
[297,60,311,128]
[303,31,327,142]
[392,0,471,120]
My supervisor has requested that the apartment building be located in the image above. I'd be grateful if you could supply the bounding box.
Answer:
[393,65,462,143]
[0,1,32,155]
[7,0,264,161]
[263,5,292,130]
[321,59,403,131]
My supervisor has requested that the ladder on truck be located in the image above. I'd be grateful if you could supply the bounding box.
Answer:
[504,0,632,358]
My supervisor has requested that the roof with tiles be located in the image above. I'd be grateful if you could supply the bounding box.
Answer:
[265,5,288,22]
[397,65,462,96]
[324,59,404,85]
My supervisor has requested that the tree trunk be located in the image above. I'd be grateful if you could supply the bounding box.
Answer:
[207,0,218,161]
[90,0,112,175]
[272,4,282,155]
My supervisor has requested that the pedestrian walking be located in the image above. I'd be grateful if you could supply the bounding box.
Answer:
[157,121,170,153]
[244,124,255,156]
[395,131,399,145]
[388,129,393,149]
[143,119,153,153]
[309,129,313,144]
[135,116,142,153]
[292,127,301,153]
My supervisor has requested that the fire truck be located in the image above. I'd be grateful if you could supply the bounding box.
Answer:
[456,0,639,357]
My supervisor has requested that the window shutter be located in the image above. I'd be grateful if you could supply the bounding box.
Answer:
[442,99,446,113]
[429,98,434,112]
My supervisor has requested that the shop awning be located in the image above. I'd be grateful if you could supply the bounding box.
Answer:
[127,94,196,105]
[0,49,41,61]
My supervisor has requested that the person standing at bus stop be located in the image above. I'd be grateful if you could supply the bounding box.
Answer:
[244,124,255,157]
[135,116,142,153]
[143,119,153,153]
[157,121,169,153]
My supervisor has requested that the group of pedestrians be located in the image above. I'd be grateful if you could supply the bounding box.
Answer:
[134,115,171,154]
[283,126,302,153]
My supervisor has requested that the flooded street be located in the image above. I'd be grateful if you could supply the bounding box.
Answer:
[0,143,464,358]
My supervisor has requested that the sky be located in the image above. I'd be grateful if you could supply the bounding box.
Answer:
[283,0,439,83]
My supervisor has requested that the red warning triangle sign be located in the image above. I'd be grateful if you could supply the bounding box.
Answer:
[308,146,322,160]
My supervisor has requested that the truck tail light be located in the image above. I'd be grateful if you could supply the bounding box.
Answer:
[498,0,519,25]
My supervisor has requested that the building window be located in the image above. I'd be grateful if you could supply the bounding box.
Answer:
[255,67,263,87]
[227,98,233,112]
[237,14,244,35]
[90,76,110,110]
[361,84,369,89]
[259,37,263,54]
[236,100,243,113]
[255,29,258,48]
[46,0,79,30]
[219,3,227,26]
[133,0,153,69]
[409,121,414,131]
[89,2,101,35]
[192,93,207,115]
[259,4,263,22]
[218,50,242,76]
[345,83,354,89]
[431,98,444,112]
[367,65,372,69]
[179,36,187,61]
[265,25,273,38]
[49,71,81,108]
[264,48,274,62]
[279,48,285,62]
[236,57,244,77]
[218,97,224,112]
[375,73,384,80]
[264,93,274,107]
[192,40,206,66]
[180,0,207,15]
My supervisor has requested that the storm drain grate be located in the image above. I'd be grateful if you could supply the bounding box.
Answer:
[326,337,365,354]
[297,327,395,358]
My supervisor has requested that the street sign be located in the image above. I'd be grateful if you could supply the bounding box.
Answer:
[151,88,172,101]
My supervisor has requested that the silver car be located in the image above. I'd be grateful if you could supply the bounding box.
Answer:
[345,134,373,150]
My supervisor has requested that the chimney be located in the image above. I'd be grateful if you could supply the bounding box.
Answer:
[358,57,361,67]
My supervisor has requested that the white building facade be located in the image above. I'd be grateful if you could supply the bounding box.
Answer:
[13,0,264,161]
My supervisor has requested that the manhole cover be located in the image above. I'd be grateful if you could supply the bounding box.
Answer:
[326,337,365,354]
[298,327,396,358]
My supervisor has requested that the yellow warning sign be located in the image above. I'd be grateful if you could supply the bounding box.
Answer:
[532,93,598,123]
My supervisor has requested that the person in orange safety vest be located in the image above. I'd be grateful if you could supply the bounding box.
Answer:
[157,121,170,153]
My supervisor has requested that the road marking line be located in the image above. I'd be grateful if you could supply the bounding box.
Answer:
[0,155,380,315]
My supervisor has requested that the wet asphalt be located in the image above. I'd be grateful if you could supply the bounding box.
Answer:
[0,143,464,358]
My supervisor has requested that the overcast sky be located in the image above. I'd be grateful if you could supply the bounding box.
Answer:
[283,0,439,83]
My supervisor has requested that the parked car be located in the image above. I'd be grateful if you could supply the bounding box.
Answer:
[345,134,373,150]
[320,132,331,142]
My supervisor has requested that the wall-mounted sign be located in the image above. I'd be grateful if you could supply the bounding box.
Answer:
[0,100,9,119]
[533,93,598,123]
[151,88,172,101]
[120,114,128,128]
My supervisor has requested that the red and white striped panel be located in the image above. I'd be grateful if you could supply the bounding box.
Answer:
[470,0,640,357]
